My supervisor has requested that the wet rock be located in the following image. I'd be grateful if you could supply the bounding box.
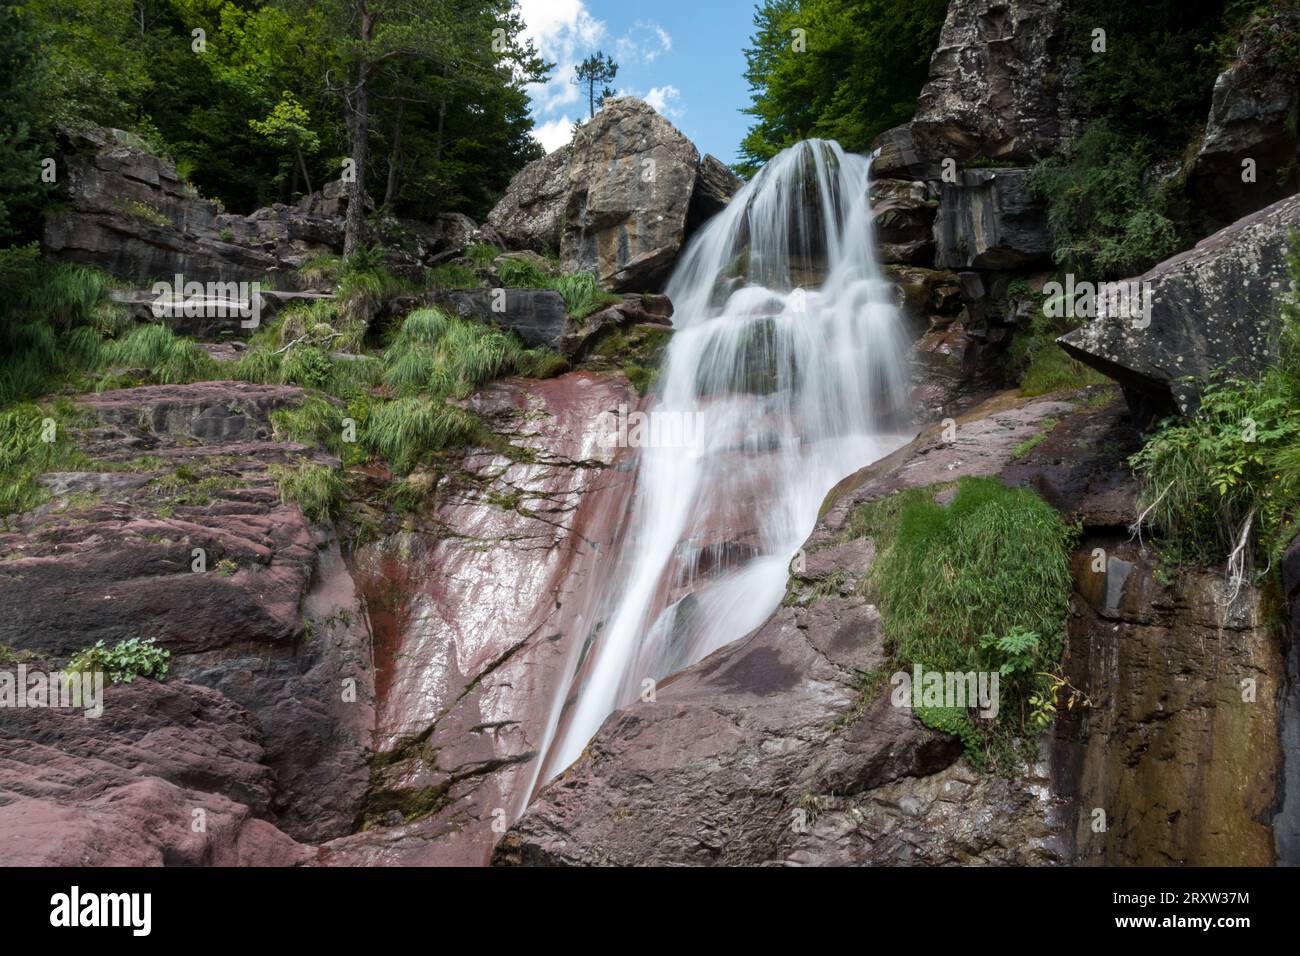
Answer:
[933,168,1052,270]
[1187,13,1300,233]
[911,0,1078,163]
[1055,539,1285,865]
[559,293,674,359]
[1059,192,1300,417]
[486,145,572,255]
[321,372,640,866]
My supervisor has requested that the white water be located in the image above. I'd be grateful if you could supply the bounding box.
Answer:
[531,139,914,789]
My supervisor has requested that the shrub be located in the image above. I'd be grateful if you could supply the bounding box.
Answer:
[101,324,215,385]
[68,637,170,684]
[1131,236,1300,568]
[270,459,346,522]
[363,397,480,472]
[867,478,1076,763]
[1028,123,1182,281]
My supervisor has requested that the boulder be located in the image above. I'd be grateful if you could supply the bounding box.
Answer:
[871,125,944,181]
[687,154,744,234]
[562,98,702,292]
[1187,14,1300,234]
[559,293,674,359]
[426,288,568,350]
[910,0,1078,163]
[871,179,938,264]
[1059,192,1300,417]
[485,145,571,255]
[932,168,1052,269]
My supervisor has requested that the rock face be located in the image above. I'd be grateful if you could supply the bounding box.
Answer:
[488,98,742,293]
[0,381,375,855]
[1054,541,1284,865]
[933,168,1052,269]
[496,392,1084,866]
[1187,14,1300,233]
[1059,192,1300,417]
[871,179,938,265]
[43,128,342,284]
[317,372,640,866]
[910,0,1077,163]
[485,146,572,255]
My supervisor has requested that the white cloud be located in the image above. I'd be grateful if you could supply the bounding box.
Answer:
[615,20,673,64]
[533,116,576,154]
[518,0,605,114]
[643,85,683,118]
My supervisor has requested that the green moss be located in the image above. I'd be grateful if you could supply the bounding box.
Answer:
[1011,417,1059,459]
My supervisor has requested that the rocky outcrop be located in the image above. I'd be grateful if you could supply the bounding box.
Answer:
[497,391,1086,866]
[1060,192,1300,417]
[0,381,375,848]
[910,0,1078,163]
[561,98,702,292]
[43,127,343,284]
[489,99,742,293]
[871,179,938,265]
[933,168,1052,269]
[1187,11,1300,233]
[485,146,572,255]
[0,678,312,866]
[426,288,569,350]
[317,372,640,866]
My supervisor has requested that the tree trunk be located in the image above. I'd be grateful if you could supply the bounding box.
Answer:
[384,100,404,209]
[296,147,313,200]
[343,5,376,259]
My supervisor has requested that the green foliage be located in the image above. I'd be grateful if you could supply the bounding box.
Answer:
[383,307,532,397]
[494,256,550,288]
[23,0,548,217]
[362,397,480,472]
[101,324,216,385]
[0,3,54,241]
[0,402,84,516]
[465,243,501,268]
[69,636,170,684]
[737,0,949,176]
[549,272,621,318]
[1131,237,1300,566]
[270,458,346,522]
[0,251,121,405]
[1066,0,1242,151]
[429,262,480,289]
[866,478,1076,763]
[1028,124,1182,281]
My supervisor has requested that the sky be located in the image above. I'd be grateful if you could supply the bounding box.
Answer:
[517,0,758,166]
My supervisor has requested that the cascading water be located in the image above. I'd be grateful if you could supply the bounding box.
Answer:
[529,139,914,791]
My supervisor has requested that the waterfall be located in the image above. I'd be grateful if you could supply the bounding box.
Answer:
[529,139,914,791]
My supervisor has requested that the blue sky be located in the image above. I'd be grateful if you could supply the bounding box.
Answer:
[518,0,758,165]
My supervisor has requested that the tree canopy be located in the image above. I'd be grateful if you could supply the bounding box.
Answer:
[736,0,949,178]
[9,0,550,226]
